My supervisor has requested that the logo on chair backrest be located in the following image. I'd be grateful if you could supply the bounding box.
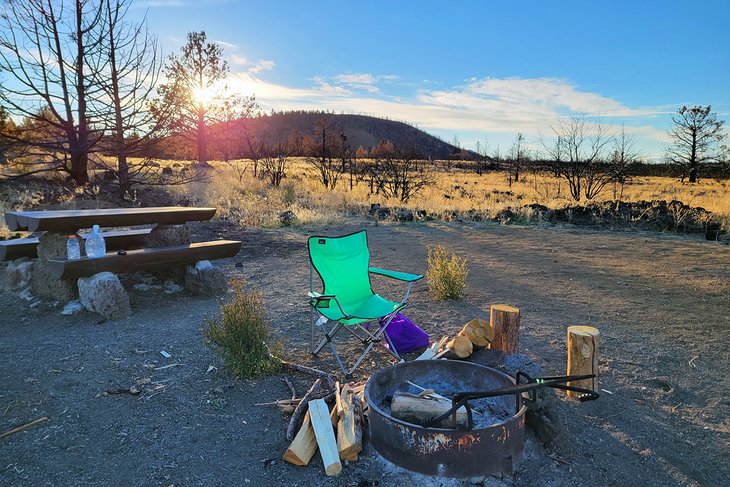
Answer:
[318,239,326,244]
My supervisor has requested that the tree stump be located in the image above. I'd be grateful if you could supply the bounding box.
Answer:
[490,304,520,353]
[566,326,599,396]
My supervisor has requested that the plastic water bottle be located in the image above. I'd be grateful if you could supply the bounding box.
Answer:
[85,224,107,258]
[66,235,80,259]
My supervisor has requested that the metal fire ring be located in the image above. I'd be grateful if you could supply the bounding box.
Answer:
[365,360,527,479]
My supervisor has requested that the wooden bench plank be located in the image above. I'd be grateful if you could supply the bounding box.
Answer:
[5,207,216,232]
[0,229,153,261]
[48,240,241,280]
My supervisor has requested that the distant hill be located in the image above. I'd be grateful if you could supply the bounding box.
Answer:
[240,111,462,159]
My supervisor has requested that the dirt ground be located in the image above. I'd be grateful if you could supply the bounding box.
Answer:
[1,219,728,486]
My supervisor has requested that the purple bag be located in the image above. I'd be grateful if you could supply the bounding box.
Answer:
[379,312,430,354]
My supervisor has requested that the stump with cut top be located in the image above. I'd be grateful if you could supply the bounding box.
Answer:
[566,325,599,396]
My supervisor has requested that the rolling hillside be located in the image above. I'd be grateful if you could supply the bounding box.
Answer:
[240,111,462,159]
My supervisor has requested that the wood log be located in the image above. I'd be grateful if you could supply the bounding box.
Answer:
[458,319,492,349]
[283,412,317,466]
[337,385,363,461]
[390,392,468,428]
[415,336,449,360]
[443,335,473,359]
[566,326,599,397]
[490,304,520,353]
[308,399,342,476]
[286,378,322,441]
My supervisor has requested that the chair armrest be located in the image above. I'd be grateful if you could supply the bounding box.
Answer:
[308,292,337,299]
[369,267,424,282]
[308,292,353,319]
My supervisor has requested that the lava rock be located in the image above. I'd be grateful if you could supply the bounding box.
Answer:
[145,224,191,248]
[396,209,414,222]
[184,260,229,296]
[279,210,296,226]
[1,257,33,292]
[78,272,131,320]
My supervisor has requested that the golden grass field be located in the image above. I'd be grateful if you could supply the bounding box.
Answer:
[167,158,730,228]
[1,157,729,236]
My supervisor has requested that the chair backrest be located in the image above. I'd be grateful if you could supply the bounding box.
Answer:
[308,230,372,301]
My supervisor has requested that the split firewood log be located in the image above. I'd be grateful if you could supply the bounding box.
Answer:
[458,318,493,349]
[442,335,473,359]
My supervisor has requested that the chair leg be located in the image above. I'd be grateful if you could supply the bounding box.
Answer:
[311,312,403,377]
[312,321,343,355]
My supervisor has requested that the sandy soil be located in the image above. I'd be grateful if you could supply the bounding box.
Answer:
[1,220,728,486]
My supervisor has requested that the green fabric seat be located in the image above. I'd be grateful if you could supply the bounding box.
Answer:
[308,230,423,377]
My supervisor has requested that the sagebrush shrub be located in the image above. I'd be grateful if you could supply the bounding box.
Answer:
[426,245,468,299]
[281,183,296,207]
[204,281,280,378]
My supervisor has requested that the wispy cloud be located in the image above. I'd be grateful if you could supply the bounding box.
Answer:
[214,39,238,50]
[248,59,275,74]
[326,72,399,94]
[230,54,248,66]
[226,69,671,155]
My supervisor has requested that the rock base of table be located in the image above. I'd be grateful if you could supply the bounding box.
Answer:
[31,232,77,301]
[184,260,229,296]
[145,224,191,248]
[1,257,34,292]
[78,272,131,321]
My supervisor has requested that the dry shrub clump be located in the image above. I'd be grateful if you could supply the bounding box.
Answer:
[426,245,469,300]
[204,281,280,379]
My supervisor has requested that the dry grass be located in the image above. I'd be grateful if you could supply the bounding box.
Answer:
[164,158,730,225]
[2,157,728,236]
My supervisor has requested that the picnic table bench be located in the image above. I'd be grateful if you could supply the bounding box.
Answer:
[2,206,241,297]
[0,228,152,260]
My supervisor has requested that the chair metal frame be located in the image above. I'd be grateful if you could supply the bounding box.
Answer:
[307,231,422,377]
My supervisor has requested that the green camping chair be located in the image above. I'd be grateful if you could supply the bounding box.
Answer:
[308,230,423,377]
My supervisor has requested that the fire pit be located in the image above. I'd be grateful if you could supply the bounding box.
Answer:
[365,360,526,478]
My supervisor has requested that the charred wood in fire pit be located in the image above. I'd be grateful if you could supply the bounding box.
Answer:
[390,391,469,428]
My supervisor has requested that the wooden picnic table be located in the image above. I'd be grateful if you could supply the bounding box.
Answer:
[5,206,216,233]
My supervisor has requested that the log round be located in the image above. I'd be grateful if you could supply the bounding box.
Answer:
[490,304,520,353]
[566,325,599,396]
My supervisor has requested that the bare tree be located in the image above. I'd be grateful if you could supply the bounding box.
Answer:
[0,103,17,166]
[474,139,490,176]
[371,143,432,203]
[306,118,340,189]
[212,96,258,162]
[85,0,164,197]
[666,105,726,183]
[243,125,265,179]
[0,0,105,185]
[541,115,615,201]
[608,126,641,200]
[507,133,528,185]
[260,139,290,187]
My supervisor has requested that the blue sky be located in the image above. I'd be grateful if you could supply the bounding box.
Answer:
[131,0,730,159]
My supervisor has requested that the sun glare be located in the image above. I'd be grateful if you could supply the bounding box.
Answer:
[192,86,213,106]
